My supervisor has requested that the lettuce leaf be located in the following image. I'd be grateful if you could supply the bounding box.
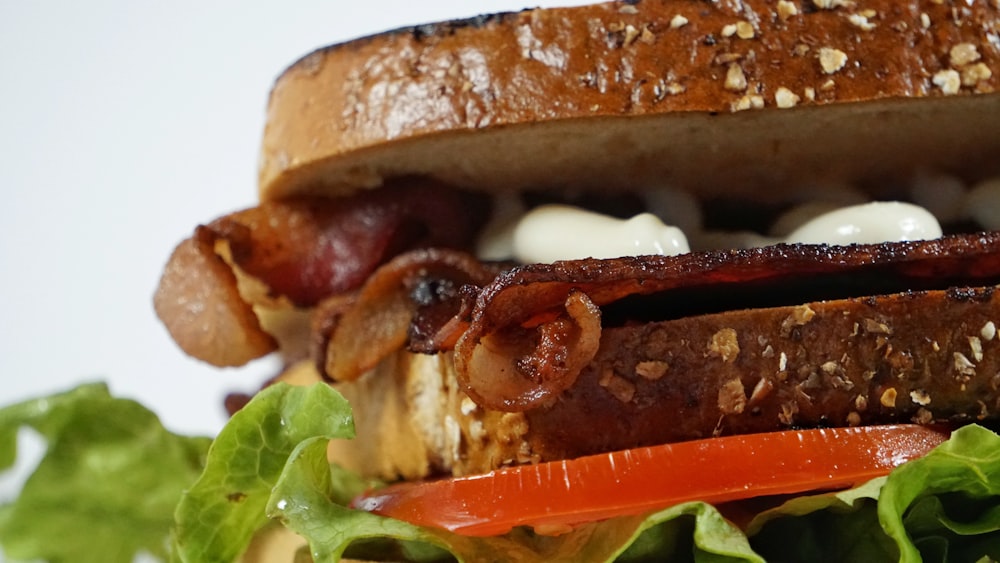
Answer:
[746,425,1000,563]
[0,382,211,563]
[171,381,354,563]
[231,385,1000,562]
[266,435,764,562]
[745,478,897,561]
[6,382,1000,563]
[166,382,763,562]
[878,424,1000,562]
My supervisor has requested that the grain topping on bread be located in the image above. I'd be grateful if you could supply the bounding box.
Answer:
[260,0,999,203]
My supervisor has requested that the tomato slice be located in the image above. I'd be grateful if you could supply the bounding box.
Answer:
[352,425,948,537]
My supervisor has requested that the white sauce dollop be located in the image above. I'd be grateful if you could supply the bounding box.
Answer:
[966,177,1000,231]
[910,172,966,224]
[784,201,943,246]
[512,204,690,263]
[642,187,702,235]
[475,193,527,260]
[477,190,962,264]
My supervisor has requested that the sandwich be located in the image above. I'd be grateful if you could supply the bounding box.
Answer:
[150,0,1000,561]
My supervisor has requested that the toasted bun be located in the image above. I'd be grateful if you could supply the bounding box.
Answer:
[259,0,999,204]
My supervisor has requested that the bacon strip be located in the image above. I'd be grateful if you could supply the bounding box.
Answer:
[154,226,278,366]
[321,249,499,381]
[154,179,488,367]
[212,180,489,307]
[457,290,602,411]
[453,232,1000,411]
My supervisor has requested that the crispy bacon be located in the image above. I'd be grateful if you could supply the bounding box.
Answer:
[154,226,278,366]
[319,249,499,381]
[154,179,488,367]
[456,290,602,411]
[211,180,489,307]
[453,232,1000,411]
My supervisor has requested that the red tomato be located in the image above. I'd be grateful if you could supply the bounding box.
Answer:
[352,425,948,536]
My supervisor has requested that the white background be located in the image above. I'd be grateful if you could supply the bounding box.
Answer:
[0,0,588,506]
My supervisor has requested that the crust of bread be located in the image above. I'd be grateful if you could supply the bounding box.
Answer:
[322,286,1000,479]
[259,0,999,203]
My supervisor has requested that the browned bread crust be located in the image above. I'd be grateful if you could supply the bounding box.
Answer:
[259,0,1000,203]
[528,287,1000,462]
[327,285,1000,479]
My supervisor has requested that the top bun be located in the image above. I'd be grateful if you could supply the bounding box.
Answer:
[258,0,999,204]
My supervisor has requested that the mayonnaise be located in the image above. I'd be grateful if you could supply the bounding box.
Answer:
[511,204,690,263]
[785,201,943,245]
[475,193,527,260]
[910,172,966,224]
[478,191,951,264]
[769,201,841,238]
[966,177,1000,231]
[642,187,702,235]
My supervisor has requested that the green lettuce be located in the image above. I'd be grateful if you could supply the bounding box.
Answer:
[266,434,763,562]
[4,382,1000,562]
[171,381,354,563]
[0,383,211,563]
[746,425,1000,562]
[175,383,1000,562]
[879,424,1000,562]
[166,383,763,562]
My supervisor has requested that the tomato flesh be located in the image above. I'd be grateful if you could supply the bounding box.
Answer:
[352,425,948,537]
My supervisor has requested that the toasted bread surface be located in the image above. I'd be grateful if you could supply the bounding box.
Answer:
[320,286,1000,479]
[260,0,999,203]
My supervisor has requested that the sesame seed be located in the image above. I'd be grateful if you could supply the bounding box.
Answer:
[933,69,961,95]
[736,21,755,39]
[725,63,748,91]
[961,62,993,86]
[910,389,932,406]
[848,13,877,31]
[880,388,898,408]
[819,47,848,74]
[775,87,801,108]
[970,336,985,362]
[777,0,798,20]
[982,321,996,341]
[950,43,981,67]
